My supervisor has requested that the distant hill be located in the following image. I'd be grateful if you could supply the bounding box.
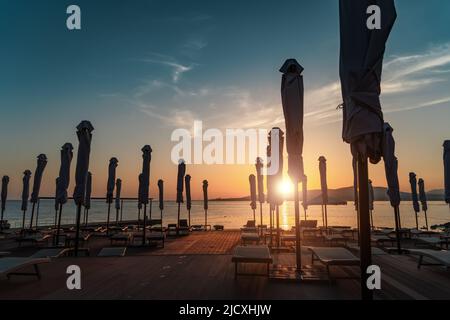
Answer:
[212,187,445,202]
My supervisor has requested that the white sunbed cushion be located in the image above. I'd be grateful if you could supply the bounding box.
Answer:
[307,247,360,265]
[232,245,272,263]
[408,249,450,267]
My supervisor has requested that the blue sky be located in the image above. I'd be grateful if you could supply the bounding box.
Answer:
[1,0,450,198]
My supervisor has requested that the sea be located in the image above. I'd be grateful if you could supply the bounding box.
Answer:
[2,200,449,230]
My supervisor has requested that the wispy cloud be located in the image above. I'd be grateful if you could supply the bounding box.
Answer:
[141,57,194,83]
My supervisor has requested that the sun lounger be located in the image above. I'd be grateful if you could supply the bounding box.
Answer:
[346,244,387,255]
[371,234,397,247]
[231,245,272,278]
[167,224,177,236]
[0,257,50,280]
[408,249,450,269]
[98,247,127,257]
[324,234,350,246]
[414,236,449,249]
[241,220,257,233]
[16,234,51,247]
[178,219,191,235]
[30,248,71,259]
[110,233,131,246]
[241,232,260,245]
[307,247,360,282]
[213,225,224,231]
[146,232,165,247]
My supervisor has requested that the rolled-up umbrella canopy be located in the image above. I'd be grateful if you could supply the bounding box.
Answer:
[382,123,402,252]
[72,120,94,256]
[29,154,47,228]
[368,180,374,211]
[30,154,48,204]
[418,178,428,229]
[339,0,396,300]
[54,178,59,212]
[158,179,164,211]
[203,180,208,228]
[21,170,32,229]
[115,179,122,210]
[302,175,308,212]
[269,128,284,205]
[249,174,257,221]
[138,173,143,210]
[1,176,9,221]
[140,145,152,205]
[56,143,73,206]
[382,123,401,208]
[444,140,450,205]
[409,172,420,229]
[185,175,191,226]
[318,156,328,228]
[368,179,374,229]
[280,58,304,182]
[266,145,274,206]
[73,121,94,205]
[255,158,265,204]
[106,158,118,204]
[176,160,186,204]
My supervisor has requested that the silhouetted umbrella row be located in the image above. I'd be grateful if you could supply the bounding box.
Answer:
[140,145,152,245]
[21,170,31,230]
[105,157,118,235]
[409,172,420,230]
[115,178,122,223]
[55,143,73,245]
[339,0,397,300]
[176,160,186,233]
[185,175,192,226]
[203,180,208,229]
[418,178,428,230]
[318,156,328,229]
[249,174,257,222]
[158,179,164,227]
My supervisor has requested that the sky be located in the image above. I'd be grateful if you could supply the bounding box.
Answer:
[0,0,450,200]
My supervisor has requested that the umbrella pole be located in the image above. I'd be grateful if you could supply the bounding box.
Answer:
[55,203,63,247]
[36,199,40,229]
[394,206,402,254]
[116,208,119,225]
[259,202,263,236]
[188,209,191,227]
[120,200,124,222]
[160,209,163,229]
[177,203,181,235]
[74,203,82,257]
[138,208,141,229]
[253,209,256,223]
[106,202,111,236]
[85,208,89,227]
[370,210,374,230]
[414,211,419,230]
[0,208,4,222]
[321,205,325,228]
[142,204,147,245]
[21,210,26,232]
[205,209,208,231]
[356,154,373,300]
[29,203,36,229]
[294,181,302,273]
[54,208,58,230]
[424,210,429,230]
[149,199,153,226]
[269,207,273,247]
[324,204,328,230]
[276,205,280,247]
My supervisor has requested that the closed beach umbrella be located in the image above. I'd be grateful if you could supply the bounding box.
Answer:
[203,180,208,230]
[140,145,152,244]
[368,179,374,229]
[106,157,118,234]
[185,175,192,226]
[1,176,9,223]
[302,175,308,220]
[54,178,59,227]
[249,174,257,222]
[84,171,92,226]
[55,143,73,244]
[29,154,48,229]
[21,170,32,230]
[115,178,122,223]
[72,120,94,256]
[255,157,264,230]
[444,140,450,206]
[318,156,328,228]
[418,178,428,230]
[339,0,396,300]
[158,179,164,226]
[382,123,402,253]
[409,172,420,229]
[352,158,358,211]
[176,160,186,231]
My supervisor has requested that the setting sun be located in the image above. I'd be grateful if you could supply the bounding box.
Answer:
[278,179,294,196]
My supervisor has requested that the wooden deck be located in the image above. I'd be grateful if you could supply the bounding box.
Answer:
[0,230,449,299]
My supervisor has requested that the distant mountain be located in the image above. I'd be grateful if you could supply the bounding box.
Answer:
[212,186,445,202]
